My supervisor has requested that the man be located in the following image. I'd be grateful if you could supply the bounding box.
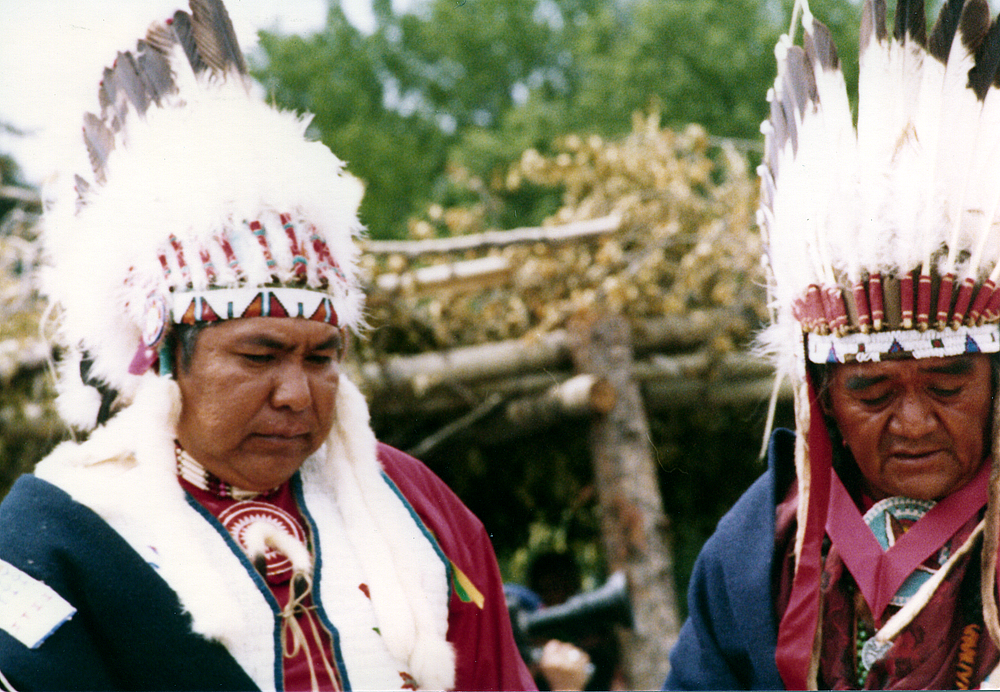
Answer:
[665,0,1000,688]
[0,2,534,690]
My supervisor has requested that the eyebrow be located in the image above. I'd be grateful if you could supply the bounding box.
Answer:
[843,374,887,391]
[921,358,975,376]
[842,357,977,391]
[238,334,342,351]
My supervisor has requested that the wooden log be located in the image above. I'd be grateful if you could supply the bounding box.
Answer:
[506,373,616,420]
[407,374,616,453]
[477,374,616,443]
[366,255,512,303]
[567,311,680,690]
[357,310,752,398]
[0,186,41,210]
[643,373,793,411]
[359,336,783,418]
[361,214,621,257]
[359,329,573,398]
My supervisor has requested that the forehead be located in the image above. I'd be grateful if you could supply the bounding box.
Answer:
[828,354,989,388]
[198,317,341,350]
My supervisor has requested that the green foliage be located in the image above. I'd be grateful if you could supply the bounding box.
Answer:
[255,0,861,239]
[255,7,449,239]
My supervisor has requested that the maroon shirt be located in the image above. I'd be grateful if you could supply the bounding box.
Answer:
[181,443,535,691]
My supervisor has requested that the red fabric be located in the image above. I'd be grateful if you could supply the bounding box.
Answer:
[377,444,537,692]
[852,281,872,330]
[775,383,834,689]
[952,277,976,326]
[968,279,997,323]
[935,273,956,327]
[916,273,932,327]
[179,445,534,691]
[774,464,1000,688]
[869,274,885,327]
[826,462,989,622]
[181,480,342,691]
[815,521,999,689]
[899,274,914,326]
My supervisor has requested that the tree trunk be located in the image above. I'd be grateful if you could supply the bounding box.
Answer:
[568,310,680,690]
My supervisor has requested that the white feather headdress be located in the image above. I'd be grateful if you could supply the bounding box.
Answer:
[41,0,366,430]
[761,2,1000,687]
[759,0,1000,375]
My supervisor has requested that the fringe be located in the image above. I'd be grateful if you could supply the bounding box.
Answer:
[980,405,1000,649]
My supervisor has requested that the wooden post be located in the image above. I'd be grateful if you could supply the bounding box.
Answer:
[568,310,680,690]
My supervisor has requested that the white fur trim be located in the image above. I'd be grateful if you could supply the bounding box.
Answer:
[310,377,456,690]
[36,375,280,688]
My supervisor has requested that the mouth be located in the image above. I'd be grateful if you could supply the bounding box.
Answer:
[886,449,945,466]
[249,429,313,446]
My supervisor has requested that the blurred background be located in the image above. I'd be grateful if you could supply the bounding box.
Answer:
[0,0,864,686]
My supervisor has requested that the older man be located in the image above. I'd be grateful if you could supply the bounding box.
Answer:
[0,2,533,690]
[666,0,1000,688]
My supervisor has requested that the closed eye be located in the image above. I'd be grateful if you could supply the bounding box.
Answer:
[858,393,892,407]
[241,353,275,364]
[929,386,962,397]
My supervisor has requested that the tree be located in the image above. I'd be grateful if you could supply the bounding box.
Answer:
[255,6,450,239]
[255,0,860,239]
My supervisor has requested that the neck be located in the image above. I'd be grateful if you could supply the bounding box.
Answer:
[175,442,276,500]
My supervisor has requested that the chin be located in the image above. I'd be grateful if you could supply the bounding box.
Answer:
[888,477,960,502]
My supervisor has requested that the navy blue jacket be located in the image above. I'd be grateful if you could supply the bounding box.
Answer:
[663,429,796,691]
[0,474,257,690]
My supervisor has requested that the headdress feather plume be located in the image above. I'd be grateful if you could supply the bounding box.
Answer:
[759,0,1000,369]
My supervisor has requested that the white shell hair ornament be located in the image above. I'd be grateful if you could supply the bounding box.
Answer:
[41,0,367,431]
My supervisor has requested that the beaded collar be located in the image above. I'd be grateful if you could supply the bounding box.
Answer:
[174,443,276,500]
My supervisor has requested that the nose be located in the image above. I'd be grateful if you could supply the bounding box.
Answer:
[888,390,937,439]
[271,362,311,411]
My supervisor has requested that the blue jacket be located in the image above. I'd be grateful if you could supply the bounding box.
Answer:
[664,429,796,691]
[0,474,257,690]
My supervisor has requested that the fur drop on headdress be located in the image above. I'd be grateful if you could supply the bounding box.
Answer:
[41,0,366,431]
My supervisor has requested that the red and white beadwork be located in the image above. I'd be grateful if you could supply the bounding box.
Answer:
[172,287,338,326]
[218,501,308,584]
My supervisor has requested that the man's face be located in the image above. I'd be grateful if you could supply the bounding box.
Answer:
[826,354,993,501]
[175,317,343,491]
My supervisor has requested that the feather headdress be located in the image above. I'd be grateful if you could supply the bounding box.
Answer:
[42,0,366,430]
[759,0,1000,373]
[760,0,1000,687]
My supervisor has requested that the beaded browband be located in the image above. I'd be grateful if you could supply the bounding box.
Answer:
[800,273,1000,363]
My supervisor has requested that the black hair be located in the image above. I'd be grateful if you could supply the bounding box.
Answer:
[169,322,210,374]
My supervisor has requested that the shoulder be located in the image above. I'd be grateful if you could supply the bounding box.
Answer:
[0,473,156,610]
[664,429,795,690]
[377,443,485,536]
[0,474,105,560]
